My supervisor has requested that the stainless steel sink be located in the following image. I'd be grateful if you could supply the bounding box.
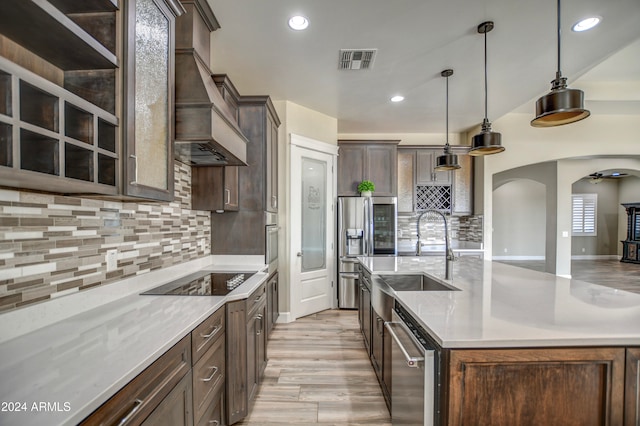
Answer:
[379,274,460,291]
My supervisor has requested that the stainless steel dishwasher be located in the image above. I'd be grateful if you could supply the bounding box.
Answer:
[385,304,440,426]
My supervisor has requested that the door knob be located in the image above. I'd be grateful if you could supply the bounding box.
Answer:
[297,252,303,257]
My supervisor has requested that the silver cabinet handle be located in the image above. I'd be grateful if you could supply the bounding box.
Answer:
[129,155,138,185]
[200,325,220,339]
[341,273,359,280]
[118,398,143,425]
[256,314,263,335]
[385,321,425,368]
[225,189,231,205]
[208,421,219,425]
[201,366,219,382]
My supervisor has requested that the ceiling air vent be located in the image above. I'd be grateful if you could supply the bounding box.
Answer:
[339,49,377,70]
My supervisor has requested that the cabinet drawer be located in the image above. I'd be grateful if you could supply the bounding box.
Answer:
[196,389,224,426]
[247,283,266,316]
[192,306,225,365]
[81,335,191,425]
[192,334,225,423]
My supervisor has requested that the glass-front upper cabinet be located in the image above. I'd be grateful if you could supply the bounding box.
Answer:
[124,0,184,201]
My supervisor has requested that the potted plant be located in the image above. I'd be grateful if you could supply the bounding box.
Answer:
[357,180,375,196]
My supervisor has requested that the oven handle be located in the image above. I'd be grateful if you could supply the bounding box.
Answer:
[385,321,425,367]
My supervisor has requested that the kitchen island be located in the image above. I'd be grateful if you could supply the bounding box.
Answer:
[359,256,640,425]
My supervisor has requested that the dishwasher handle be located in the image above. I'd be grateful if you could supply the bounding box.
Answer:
[385,321,425,367]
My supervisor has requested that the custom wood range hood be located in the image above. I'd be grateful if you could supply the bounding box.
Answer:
[174,0,248,166]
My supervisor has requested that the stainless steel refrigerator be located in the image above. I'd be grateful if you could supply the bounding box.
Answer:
[337,196,397,308]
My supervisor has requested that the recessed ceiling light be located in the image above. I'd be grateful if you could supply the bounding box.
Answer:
[390,95,404,103]
[572,16,601,32]
[288,15,309,30]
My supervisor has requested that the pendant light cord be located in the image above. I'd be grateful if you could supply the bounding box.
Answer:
[556,0,562,79]
[445,73,450,148]
[483,29,488,121]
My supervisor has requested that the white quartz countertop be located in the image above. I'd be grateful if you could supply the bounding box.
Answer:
[359,256,640,348]
[0,256,269,426]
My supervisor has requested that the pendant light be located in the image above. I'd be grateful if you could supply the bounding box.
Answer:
[531,0,590,127]
[469,21,504,156]
[435,69,460,171]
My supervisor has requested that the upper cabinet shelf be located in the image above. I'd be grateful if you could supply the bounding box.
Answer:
[0,0,118,70]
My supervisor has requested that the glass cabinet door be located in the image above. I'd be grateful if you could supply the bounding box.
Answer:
[124,0,182,201]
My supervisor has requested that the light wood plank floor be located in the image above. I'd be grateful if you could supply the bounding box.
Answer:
[496,259,640,294]
[237,309,391,426]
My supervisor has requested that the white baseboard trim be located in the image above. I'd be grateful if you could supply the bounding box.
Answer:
[557,274,572,279]
[571,255,620,260]
[492,256,545,261]
[277,312,294,324]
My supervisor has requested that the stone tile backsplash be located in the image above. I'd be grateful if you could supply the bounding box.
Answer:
[397,213,483,244]
[0,162,210,312]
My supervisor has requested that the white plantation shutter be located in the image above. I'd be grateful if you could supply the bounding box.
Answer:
[572,194,597,236]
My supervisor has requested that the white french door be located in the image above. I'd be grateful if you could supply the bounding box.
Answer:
[289,134,336,320]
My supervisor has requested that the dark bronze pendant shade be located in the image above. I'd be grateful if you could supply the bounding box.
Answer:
[531,0,590,127]
[435,69,460,171]
[470,21,505,156]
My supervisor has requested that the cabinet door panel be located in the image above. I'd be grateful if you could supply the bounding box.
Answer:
[124,0,176,201]
[142,371,193,426]
[337,145,365,195]
[452,152,472,215]
[397,150,415,212]
[225,300,247,424]
[367,145,397,196]
[626,347,640,426]
[447,347,625,426]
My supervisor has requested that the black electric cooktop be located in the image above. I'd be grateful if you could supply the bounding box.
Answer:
[141,271,255,296]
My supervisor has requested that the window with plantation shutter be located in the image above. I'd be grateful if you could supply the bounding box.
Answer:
[572,194,597,236]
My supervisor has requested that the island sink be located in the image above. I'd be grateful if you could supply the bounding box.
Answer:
[379,274,460,291]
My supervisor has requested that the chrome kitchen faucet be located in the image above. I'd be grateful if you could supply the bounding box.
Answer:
[416,209,455,280]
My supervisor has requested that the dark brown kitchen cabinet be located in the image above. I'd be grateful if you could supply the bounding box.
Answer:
[225,299,248,424]
[226,282,268,425]
[81,335,192,425]
[627,347,640,426]
[371,310,384,379]
[446,347,626,426]
[266,271,279,336]
[142,371,193,426]
[247,283,268,403]
[337,140,399,197]
[191,307,226,426]
[358,270,372,356]
[0,0,182,201]
[235,95,279,213]
[209,93,280,256]
[122,0,183,201]
[192,166,239,212]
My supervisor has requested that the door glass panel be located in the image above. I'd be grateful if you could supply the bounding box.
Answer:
[134,0,169,190]
[301,157,326,272]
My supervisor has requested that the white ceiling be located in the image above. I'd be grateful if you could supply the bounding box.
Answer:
[207,0,640,134]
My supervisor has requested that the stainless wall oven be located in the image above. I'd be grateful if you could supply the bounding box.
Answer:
[386,303,441,426]
[265,212,278,275]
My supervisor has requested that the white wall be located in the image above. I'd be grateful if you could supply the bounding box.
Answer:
[479,112,640,276]
[272,101,338,321]
[492,180,546,259]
